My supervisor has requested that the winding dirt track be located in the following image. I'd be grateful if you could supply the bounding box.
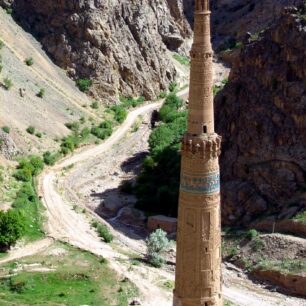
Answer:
[36,90,305,306]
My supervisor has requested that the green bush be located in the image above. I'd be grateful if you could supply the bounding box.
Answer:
[14,156,44,182]
[37,88,45,98]
[3,77,13,90]
[92,222,113,243]
[2,126,10,134]
[246,229,259,240]
[43,151,60,166]
[173,53,190,66]
[25,57,34,66]
[90,101,99,109]
[91,126,112,140]
[26,126,35,135]
[146,229,170,267]
[120,96,145,108]
[168,82,177,93]
[35,132,42,138]
[65,121,80,133]
[110,105,127,123]
[0,210,25,251]
[0,39,4,49]
[60,135,80,155]
[76,78,92,93]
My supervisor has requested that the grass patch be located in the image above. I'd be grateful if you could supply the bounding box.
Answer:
[173,53,190,66]
[0,243,138,305]
[258,258,306,275]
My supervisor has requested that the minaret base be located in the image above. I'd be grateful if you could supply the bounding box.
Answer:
[173,293,223,306]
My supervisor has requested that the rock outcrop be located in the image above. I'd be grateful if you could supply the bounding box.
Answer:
[216,7,306,226]
[0,131,19,159]
[10,0,191,102]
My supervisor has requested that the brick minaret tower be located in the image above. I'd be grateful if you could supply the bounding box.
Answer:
[173,1,223,306]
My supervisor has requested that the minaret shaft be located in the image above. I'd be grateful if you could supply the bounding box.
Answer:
[173,0,223,305]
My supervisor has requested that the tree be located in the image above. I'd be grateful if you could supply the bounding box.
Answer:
[0,210,25,251]
[146,229,171,267]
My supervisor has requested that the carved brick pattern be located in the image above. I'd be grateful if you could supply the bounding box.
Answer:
[181,133,222,160]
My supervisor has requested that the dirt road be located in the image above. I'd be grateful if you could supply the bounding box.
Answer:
[36,87,306,306]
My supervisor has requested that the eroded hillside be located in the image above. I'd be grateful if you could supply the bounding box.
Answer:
[0,8,97,155]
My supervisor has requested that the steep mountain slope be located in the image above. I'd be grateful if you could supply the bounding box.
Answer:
[0,8,95,156]
[9,0,191,102]
[215,6,306,225]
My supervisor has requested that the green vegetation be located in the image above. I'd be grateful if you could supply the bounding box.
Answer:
[120,96,145,108]
[43,151,60,166]
[218,37,242,53]
[91,120,113,140]
[26,126,35,135]
[35,132,42,138]
[3,77,13,90]
[146,229,171,268]
[109,105,127,124]
[92,221,113,243]
[5,7,13,14]
[36,88,45,98]
[90,101,99,109]
[258,258,306,275]
[25,57,34,66]
[224,301,234,306]
[76,78,92,93]
[173,53,190,66]
[169,81,177,93]
[135,93,186,216]
[0,243,137,305]
[246,229,259,240]
[293,210,306,224]
[0,210,24,251]
[0,39,4,50]
[2,126,10,134]
[7,156,45,243]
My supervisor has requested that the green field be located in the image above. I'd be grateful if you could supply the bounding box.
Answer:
[0,243,138,306]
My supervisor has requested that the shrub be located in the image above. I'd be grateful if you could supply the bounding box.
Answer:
[5,8,13,14]
[14,156,44,182]
[110,105,127,124]
[90,101,99,109]
[26,126,35,135]
[2,126,10,134]
[120,96,145,108]
[65,121,80,133]
[92,222,113,243]
[43,151,60,166]
[0,210,25,251]
[168,82,177,93]
[158,91,167,99]
[60,135,80,154]
[91,126,112,140]
[37,88,45,98]
[0,39,4,49]
[3,77,13,90]
[146,229,170,267]
[25,57,34,66]
[246,229,259,240]
[76,78,92,92]
[0,64,3,74]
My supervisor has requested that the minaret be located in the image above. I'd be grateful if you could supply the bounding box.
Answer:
[173,0,223,306]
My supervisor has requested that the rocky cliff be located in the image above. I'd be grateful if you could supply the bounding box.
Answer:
[183,0,303,48]
[9,0,191,102]
[216,6,306,226]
